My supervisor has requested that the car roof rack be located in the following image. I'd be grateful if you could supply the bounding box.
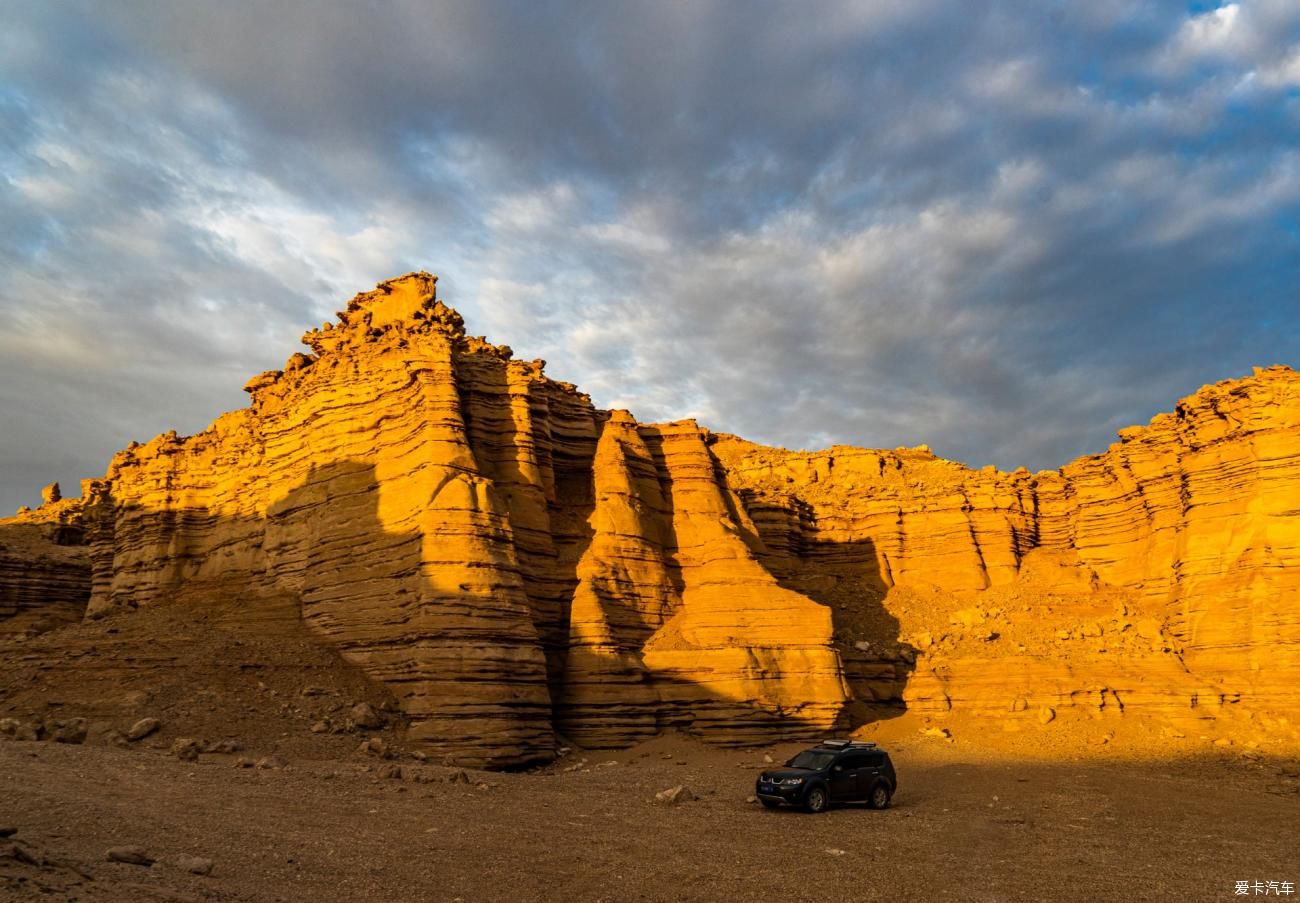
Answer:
[819,739,850,749]
[847,740,877,748]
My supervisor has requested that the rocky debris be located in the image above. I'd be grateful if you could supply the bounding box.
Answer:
[1,841,42,866]
[103,729,130,748]
[358,737,391,758]
[0,827,16,838]
[310,720,330,733]
[654,785,696,805]
[106,845,154,866]
[126,717,161,741]
[49,718,87,744]
[255,755,287,770]
[349,702,384,730]
[170,738,201,762]
[40,483,61,506]
[1039,707,1057,725]
[203,739,242,754]
[446,769,473,785]
[377,764,403,780]
[0,718,42,742]
[233,757,255,769]
[174,854,214,875]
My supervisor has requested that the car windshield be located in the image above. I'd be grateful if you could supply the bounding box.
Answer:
[786,750,836,770]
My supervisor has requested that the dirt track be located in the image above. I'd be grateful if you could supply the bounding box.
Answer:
[3,735,1297,903]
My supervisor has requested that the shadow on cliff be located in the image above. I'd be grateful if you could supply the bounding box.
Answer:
[779,537,917,731]
[707,450,917,733]
[83,459,841,762]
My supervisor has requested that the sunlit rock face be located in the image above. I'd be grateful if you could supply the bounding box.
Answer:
[63,274,848,765]
[4,273,1297,761]
[711,365,1300,740]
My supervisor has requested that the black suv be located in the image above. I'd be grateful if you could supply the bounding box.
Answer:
[755,740,897,813]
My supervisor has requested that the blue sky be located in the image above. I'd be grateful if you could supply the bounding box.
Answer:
[1,1,1298,512]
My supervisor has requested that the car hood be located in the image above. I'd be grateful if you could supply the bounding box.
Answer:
[758,767,818,781]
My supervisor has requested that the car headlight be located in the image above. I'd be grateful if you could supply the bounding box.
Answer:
[784,777,804,785]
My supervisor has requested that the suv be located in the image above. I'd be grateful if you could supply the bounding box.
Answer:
[755,740,897,813]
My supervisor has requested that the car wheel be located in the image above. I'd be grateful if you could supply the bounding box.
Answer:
[760,798,780,810]
[805,785,829,814]
[868,783,892,810]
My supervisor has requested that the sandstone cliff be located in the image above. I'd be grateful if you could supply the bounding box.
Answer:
[4,274,1297,761]
[0,490,90,635]
[53,274,846,765]
[710,364,1300,748]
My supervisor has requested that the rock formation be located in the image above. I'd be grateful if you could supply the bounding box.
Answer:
[3,273,1297,762]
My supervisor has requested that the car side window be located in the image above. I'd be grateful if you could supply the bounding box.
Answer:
[865,752,885,767]
[838,754,870,771]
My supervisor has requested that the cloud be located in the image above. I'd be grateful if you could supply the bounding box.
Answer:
[0,1,1298,512]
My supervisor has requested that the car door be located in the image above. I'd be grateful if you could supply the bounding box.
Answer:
[862,752,888,792]
[829,753,868,800]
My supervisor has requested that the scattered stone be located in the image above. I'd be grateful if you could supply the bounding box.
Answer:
[922,726,953,742]
[359,736,390,758]
[171,738,201,762]
[126,717,161,741]
[103,729,130,748]
[50,718,88,744]
[175,854,214,876]
[0,718,42,742]
[234,757,255,769]
[106,845,155,866]
[823,848,847,856]
[914,632,934,650]
[1011,698,1028,713]
[310,720,330,734]
[447,769,473,785]
[746,795,758,804]
[1038,707,1056,725]
[350,702,384,730]
[410,750,428,762]
[256,755,287,770]
[763,754,773,764]
[1,842,42,866]
[654,785,695,805]
[204,739,242,754]
[299,686,328,697]
[378,764,403,780]
[0,827,16,838]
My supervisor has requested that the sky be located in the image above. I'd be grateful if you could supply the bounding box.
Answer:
[1,1,1298,513]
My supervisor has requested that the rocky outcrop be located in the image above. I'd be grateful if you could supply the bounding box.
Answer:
[4,272,1296,760]
[0,496,91,632]
[709,365,1300,742]
[64,274,847,765]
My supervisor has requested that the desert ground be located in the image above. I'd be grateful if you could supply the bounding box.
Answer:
[3,733,1298,903]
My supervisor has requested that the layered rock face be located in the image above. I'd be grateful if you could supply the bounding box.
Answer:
[4,272,1297,759]
[62,274,847,764]
[0,494,91,633]
[710,364,1300,741]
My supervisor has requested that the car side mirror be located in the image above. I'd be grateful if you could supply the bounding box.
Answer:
[833,765,842,772]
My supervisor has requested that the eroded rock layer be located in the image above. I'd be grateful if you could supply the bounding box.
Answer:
[55,274,847,764]
[4,273,1297,760]
[709,364,1300,742]
[0,497,91,634]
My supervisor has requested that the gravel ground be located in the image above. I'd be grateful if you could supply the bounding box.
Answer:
[2,735,1297,902]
